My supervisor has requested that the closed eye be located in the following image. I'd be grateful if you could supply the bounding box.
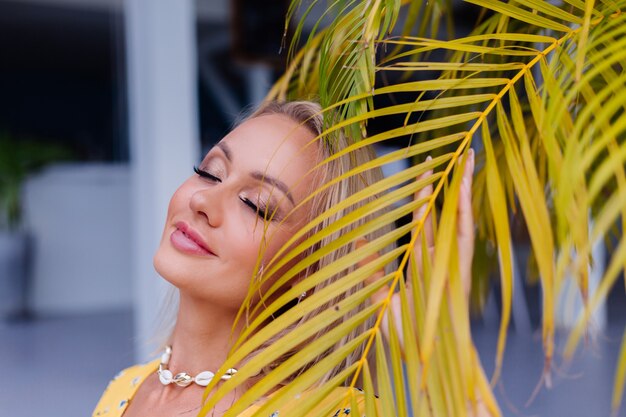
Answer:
[194,166,221,182]
[240,197,269,219]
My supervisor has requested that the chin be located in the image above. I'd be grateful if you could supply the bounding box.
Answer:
[152,244,216,295]
[153,244,188,288]
[153,245,172,283]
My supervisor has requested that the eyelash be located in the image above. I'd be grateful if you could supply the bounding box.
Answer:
[240,198,269,219]
[193,166,273,220]
[193,166,221,182]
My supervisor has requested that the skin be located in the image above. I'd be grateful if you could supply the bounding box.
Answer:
[121,114,486,417]
[363,149,491,417]
[123,114,319,417]
[364,150,476,340]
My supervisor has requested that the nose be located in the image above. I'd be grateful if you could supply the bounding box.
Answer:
[189,186,223,227]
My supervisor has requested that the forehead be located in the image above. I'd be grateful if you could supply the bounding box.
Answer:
[227,113,316,146]
[219,114,320,197]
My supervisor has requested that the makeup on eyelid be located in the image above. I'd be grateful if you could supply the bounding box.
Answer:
[204,143,296,206]
[194,165,281,221]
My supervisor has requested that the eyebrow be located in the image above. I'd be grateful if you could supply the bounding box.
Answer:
[216,141,295,206]
[250,172,295,206]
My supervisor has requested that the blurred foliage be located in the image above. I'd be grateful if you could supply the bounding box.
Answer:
[0,133,74,230]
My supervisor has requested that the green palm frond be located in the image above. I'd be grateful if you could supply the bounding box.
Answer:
[198,0,626,415]
[273,0,457,139]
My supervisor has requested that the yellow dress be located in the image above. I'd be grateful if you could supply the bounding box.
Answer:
[92,359,367,417]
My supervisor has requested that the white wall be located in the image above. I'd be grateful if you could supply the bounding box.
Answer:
[23,163,132,314]
[125,0,199,361]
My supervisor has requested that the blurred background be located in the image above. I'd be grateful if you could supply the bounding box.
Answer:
[0,0,624,416]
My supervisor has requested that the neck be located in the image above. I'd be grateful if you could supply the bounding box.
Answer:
[166,292,244,375]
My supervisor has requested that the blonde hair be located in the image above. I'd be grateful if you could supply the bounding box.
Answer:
[155,100,395,388]
[243,100,395,386]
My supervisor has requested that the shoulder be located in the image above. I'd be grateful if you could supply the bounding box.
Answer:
[92,358,160,417]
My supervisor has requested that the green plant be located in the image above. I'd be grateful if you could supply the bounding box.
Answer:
[199,0,626,415]
[0,133,74,230]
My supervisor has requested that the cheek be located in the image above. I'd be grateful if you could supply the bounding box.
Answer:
[261,209,314,287]
[158,184,190,241]
[226,221,286,279]
[165,181,193,220]
[222,217,267,277]
[255,226,302,283]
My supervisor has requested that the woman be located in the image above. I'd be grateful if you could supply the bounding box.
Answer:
[92,101,483,417]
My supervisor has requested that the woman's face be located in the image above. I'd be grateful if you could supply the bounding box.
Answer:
[154,114,319,311]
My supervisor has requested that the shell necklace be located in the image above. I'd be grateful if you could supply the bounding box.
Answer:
[157,345,238,387]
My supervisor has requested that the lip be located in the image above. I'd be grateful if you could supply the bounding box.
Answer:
[170,221,216,256]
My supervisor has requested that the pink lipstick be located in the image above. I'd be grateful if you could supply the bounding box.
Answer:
[170,222,215,256]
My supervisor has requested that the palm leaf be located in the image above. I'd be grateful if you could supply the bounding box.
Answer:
[198,0,626,415]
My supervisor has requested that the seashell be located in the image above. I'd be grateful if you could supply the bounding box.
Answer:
[221,368,238,380]
[194,371,215,386]
[158,369,173,385]
[173,372,193,387]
